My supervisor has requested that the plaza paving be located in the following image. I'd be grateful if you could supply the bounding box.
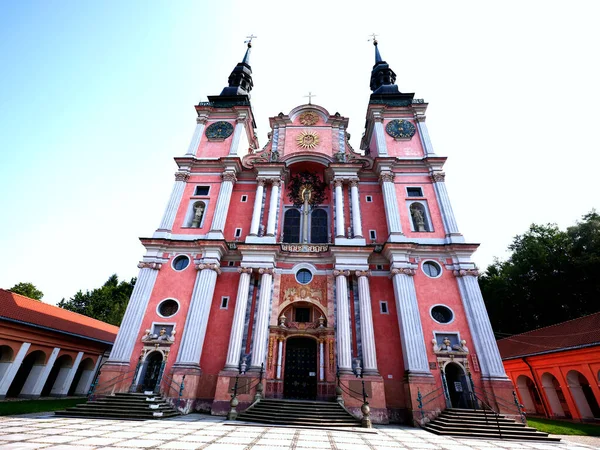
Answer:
[0,413,597,450]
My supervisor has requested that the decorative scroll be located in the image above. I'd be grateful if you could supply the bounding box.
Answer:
[238,267,253,274]
[390,268,416,277]
[138,262,162,270]
[281,243,329,253]
[196,263,222,274]
[431,172,446,182]
[453,269,479,277]
[259,268,275,275]
[174,172,190,182]
[333,269,350,277]
[379,172,395,183]
[283,285,323,304]
[355,270,371,278]
[221,172,237,183]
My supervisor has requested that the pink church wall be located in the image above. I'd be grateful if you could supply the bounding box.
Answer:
[172,174,222,234]
[284,128,333,157]
[223,183,255,241]
[395,179,446,239]
[360,186,389,242]
[196,121,235,158]
[383,119,425,158]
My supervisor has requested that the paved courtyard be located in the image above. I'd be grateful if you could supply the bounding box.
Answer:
[0,413,597,450]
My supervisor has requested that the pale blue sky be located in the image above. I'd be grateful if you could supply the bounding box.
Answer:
[1,1,599,304]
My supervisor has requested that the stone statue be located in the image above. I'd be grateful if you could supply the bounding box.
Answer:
[442,336,452,352]
[279,313,287,328]
[453,339,469,353]
[432,338,441,353]
[411,207,426,232]
[191,202,205,228]
[141,329,153,342]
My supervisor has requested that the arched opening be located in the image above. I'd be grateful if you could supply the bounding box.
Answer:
[283,209,301,243]
[566,370,600,419]
[42,354,73,397]
[6,350,46,398]
[444,362,471,408]
[190,201,206,228]
[0,345,14,383]
[410,202,430,232]
[137,351,164,393]
[541,372,570,418]
[68,357,94,396]
[516,375,544,415]
[284,337,317,400]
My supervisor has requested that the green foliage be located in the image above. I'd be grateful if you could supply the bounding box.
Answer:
[480,211,600,335]
[8,282,43,301]
[526,417,600,436]
[287,172,327,209]
[58,274,135,326]
[0,398,87,416]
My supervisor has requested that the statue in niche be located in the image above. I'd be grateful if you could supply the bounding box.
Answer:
[442,336,452,352]
[410,205,426,232]
[191,202,205,228]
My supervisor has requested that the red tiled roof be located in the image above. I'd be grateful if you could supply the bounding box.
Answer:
[0,289,119,344]
[497,312,600,359]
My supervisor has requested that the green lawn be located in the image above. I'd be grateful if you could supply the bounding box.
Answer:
[527,417,600,436]
[0,398,87,416]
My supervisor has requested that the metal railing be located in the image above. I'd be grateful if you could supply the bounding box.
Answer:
[416,386,447,423]
[160,373,185,399]
[88,368,136,401]
[228,363,264,420]
[468,391,504,439]
[471,385,526,424]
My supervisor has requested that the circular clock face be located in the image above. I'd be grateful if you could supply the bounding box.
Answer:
[385,119,416,139]
[205,121,234,140]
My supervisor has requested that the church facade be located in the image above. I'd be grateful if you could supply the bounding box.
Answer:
[98,41,513,424]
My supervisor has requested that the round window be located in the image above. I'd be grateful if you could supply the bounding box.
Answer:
[296,269,313,284]
[422,261,442,278]
[172,255,190,271]
[431,305,454,324]
[158,299,179,318]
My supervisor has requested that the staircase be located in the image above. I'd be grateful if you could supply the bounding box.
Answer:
[423,408,560,441]
[55,392,180,420]
[237,398,360,427]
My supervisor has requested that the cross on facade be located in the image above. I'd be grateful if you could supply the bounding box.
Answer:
[304,91,316,105]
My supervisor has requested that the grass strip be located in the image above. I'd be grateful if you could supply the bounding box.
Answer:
[0,398,87,416]
[527,417,600,436]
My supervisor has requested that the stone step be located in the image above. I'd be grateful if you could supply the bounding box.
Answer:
[423,426,560,441]
[426,421,544,434]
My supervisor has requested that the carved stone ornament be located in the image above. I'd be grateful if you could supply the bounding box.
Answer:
[431,172,446,182]
[141,327,176,345]
[334,179,344,188]
[379,172,395,183]
[258,267,275,275]
[280,243,329,253]
[432,338,470,354]
[222,172,237,183]
[349,179,359,188]
[238,267,253,274]
[205,121,234,140]
[391,268,417,277]
[355,270,371,278]
[385,119,416,139]
[453,269,480,277]
[270,178,281,188]
[257,178,267,187]
[138,262,162,270]
[333,269,351,277]
[296,130,320,149]
[299,111,319,126]
[196,263,222,275]
[174,172,190,182]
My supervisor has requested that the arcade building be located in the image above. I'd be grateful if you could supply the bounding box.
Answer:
[98,40,512,424]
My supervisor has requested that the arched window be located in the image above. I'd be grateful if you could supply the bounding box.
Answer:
[310,209,328,243]
[190,201,206,228]
[283,209,301,243]
[410,202,430,232]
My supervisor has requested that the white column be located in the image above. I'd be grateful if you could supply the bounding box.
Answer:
[27,347,60,398]
[356,271,378,375]
[349,179,363,238]
[266,179,280,236]
[0,342,31,399]
[431,172,461,237]
[53,352,83,396]
[455,270,507,379]
[276,339,283,379]
[209,172,236,234]
[224,268,253,370]
[334,180,345,238]
[108,265,160,364]
[229,120,245,155]
[250,268,274,369]
[249,180,265,236]
[185,117,207,156]
[157,172,189,231]
[391,268,431,375]
[175,263,220,368]
[416,117,436,156]
[334,270,352,373]
[319,340,325,381]
[374,118,388,156]
[379,172,403,236]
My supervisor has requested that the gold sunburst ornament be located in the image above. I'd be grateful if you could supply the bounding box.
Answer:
[296,130,319,149]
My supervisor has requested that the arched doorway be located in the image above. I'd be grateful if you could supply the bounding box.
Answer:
[138,351,164,393]
[0,345,14,382]
[566,370,600,419]
[444,362,471,408]
[284,337,317,400]
[69,357,94,396]
[42,354,73,397]
[516,375,545,415]
[541,372,571,418]
[6,350,46,398]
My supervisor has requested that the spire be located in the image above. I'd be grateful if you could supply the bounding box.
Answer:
[217,40,255,98]
[374,39,383,64]
[368,38,414,104]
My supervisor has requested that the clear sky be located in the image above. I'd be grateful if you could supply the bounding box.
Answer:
[1,1,599,305]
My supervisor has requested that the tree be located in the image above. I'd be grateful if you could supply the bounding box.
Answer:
[479,211,600,335]
[9,282,43,301]
[58,274,135,326]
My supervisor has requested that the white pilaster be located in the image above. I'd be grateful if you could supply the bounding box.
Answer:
[431,172,463,242]
[350,180,363,238]
[175,263,221,368]
[27,347,60,398]
[0,342,31,398]
[334,270,352,373]
[185,116,207,156]
[356,271,378,375]
[229,120,245,156]
[266,179,280,236]
[157,172,189,232]
[249,180,265,236]
[319,340,325,381]
[379,172,404,238]
[276,339,283,379]
[224,268,253,370]
[334,180,345,238]
[374,118,388,156]
[455,270,507,379]
[53,352,83,396]
[250,268,274,369]
[209,172,236,237]
[108,265,160,364]
[391,268,431,375]
[416,117,436,156]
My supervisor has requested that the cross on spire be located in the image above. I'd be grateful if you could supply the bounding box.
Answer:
[368,33,378,45]
[244,34,257,46]
[304,91,316,105]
